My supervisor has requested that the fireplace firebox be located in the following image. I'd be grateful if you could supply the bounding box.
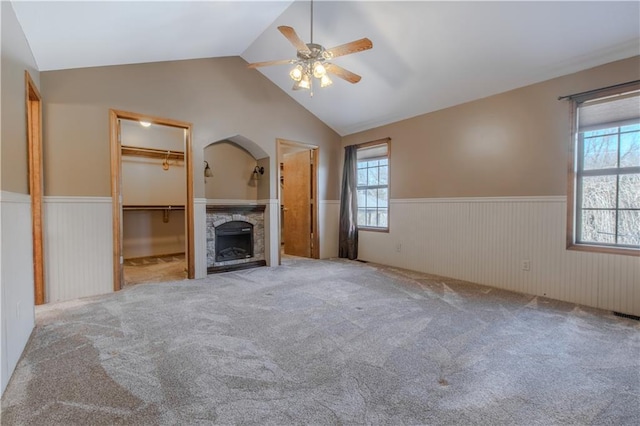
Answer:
[215,221,254,262]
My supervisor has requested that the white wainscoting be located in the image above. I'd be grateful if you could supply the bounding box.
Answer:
[43,197,113,303]
[319,200,339,259]
[0,191,35,395]
[264,199,279,267]
[194,198,207,279]
[358,197,639,316]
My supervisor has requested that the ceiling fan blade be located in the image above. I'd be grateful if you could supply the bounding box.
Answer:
[278,26,311,54]
[325,64,362,84]
[247,59,294,69]
[325,38,372,59]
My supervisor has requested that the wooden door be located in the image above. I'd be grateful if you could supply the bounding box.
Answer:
[283,150,311,257]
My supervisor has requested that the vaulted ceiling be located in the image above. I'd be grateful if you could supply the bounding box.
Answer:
[12,1,640,136]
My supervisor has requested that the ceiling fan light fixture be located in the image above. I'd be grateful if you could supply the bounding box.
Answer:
[293,73,311,90]
[299,73,311,89]
[289,64,303,82]
[246,0,372,95]
[312,61,326,78]
[320,74,333,88]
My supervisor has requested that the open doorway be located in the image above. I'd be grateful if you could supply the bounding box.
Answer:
[26,71,45,305]
[109,110,194,291]
[277,139,319,259]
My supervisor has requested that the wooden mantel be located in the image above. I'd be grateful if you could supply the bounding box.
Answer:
[206,205,266,214]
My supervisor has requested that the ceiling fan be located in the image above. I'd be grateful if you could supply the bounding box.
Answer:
[247,0,372,95]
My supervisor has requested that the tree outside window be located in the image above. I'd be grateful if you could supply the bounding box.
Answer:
[570,85,640,254]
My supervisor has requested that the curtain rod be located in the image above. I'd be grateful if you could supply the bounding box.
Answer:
[558,80,640,101]
[353,137,391,149]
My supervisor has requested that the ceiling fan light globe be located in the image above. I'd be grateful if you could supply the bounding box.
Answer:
[320,74,333,88]
[299,77,311,90]
[313,62,326,79]
[289,65,303,82]
[293,73,311,90]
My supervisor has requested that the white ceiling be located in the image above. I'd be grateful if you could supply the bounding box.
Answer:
[11,1,640,136]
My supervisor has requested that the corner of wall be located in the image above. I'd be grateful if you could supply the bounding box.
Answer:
[0,192,35,395]
[1,1,39,395]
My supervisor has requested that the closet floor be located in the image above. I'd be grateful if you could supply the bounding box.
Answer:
[124,254,187,286]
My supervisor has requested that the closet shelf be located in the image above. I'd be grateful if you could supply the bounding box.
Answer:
[121,145,184,160]
[123,205,185,211]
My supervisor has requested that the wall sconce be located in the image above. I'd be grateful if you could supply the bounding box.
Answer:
[252,166,265,180]
[204,161,213,177]
[162,151,170,170]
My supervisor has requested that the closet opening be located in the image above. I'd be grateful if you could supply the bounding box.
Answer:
[109,110,194,290]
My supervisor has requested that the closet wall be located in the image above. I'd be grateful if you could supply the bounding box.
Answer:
[121,120,186,259]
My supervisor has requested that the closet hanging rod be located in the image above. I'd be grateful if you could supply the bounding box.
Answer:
[121,145,184,160]
[123,205,185,211]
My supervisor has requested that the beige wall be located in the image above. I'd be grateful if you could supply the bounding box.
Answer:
[40,57,342,200]
[342,56,640,198]
[123,210,185,259]
[256,157,270,200]
[120,119,185,151]
[1,1,39,193]
[204,141,259,200]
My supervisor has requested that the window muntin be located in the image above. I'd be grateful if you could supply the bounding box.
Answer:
[356,142,389,230]
[574,114,640,249]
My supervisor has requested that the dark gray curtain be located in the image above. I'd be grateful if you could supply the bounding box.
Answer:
[339,145,358,259]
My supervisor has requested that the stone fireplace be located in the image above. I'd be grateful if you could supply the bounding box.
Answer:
[206,205,266,273]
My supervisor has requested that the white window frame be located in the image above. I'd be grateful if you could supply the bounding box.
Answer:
[356,140,390,232]
[567,82,640,256]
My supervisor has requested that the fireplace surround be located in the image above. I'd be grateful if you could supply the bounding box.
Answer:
[206,205,266,273]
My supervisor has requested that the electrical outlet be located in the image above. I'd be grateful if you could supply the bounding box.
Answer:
[522,260,531,271]
[16,301,21,319]
[396,243,402,253]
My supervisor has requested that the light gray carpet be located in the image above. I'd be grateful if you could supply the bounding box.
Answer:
[2,257,639,425]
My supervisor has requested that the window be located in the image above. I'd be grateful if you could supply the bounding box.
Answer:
[569,84,640,254]
[357,142,389,230]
